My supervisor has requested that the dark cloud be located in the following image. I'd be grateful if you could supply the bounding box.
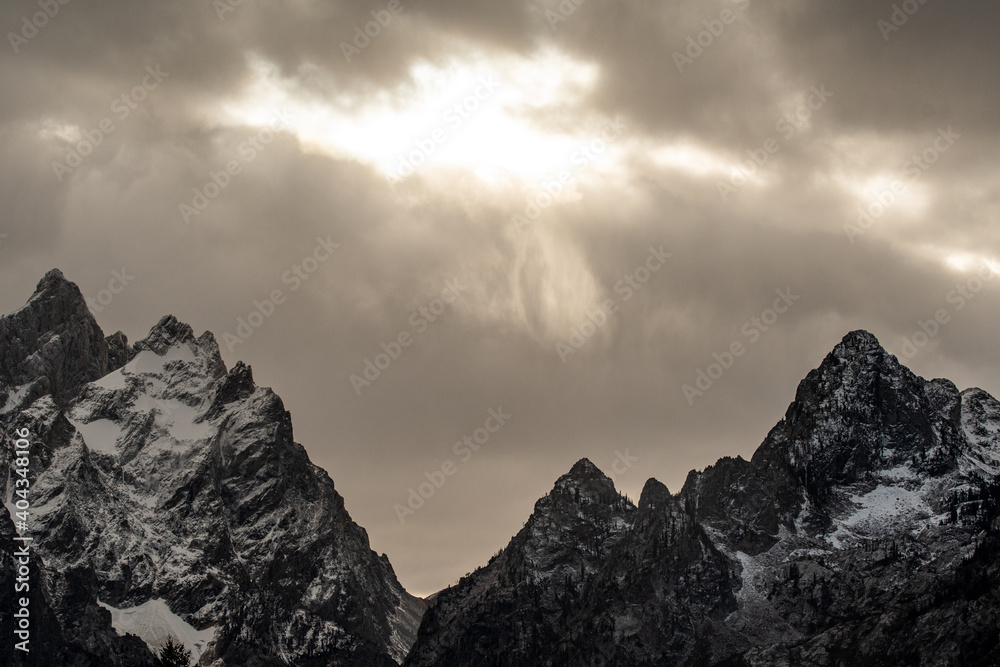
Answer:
[1,0,997,596]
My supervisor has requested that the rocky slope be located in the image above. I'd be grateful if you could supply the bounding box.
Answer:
[5,270,999,665]
[1,270,424,666]
[404,330,1000,666]
[406,459,635,666]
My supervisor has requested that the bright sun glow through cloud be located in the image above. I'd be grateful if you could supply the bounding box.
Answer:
[651,143,744,178]
[909,244,1000,276]
[219,50,624,186]
[945,251,1000,275]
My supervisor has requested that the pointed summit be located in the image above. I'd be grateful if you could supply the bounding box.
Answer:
[743,325,966,510]
[0,272,425,666]
[840,328,881,347]
[566,457,603,479]
[406,459,636,667]
[820,329,928,388]
[408,328,1000,666]
[552,458,621,505]
[135,314,196,354]
[133,315,227,380]
[788,328,912,415]
[807,330,900,379]
[832,329,891,360]
[35,267,72,292]
[637,477,671,512]
[0,269,119,405]
[25,267,91,318]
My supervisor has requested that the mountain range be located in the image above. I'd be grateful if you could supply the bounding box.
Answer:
[3,269,1000,665]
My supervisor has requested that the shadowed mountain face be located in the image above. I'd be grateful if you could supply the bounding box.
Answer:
[1,270,424,666]
[0,269,130,410]
[4,270,1000,666]
[405,459,637,667]
[405,331,1000,666]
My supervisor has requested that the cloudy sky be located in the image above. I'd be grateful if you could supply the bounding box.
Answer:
[1,0,998,596]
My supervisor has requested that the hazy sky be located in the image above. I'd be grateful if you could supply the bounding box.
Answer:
[1,0,998,596]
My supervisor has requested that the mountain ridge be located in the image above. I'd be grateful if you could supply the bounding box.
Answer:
[406,329,1000,666]
[1,269,425,666]
[4,269,1000,665]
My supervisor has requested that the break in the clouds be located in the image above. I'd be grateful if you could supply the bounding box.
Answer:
[1,0,998,596]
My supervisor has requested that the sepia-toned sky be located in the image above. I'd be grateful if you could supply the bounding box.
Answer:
[1,0,998,596]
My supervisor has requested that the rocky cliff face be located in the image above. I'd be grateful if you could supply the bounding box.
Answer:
[5,271,999,665]
[0,269,126,411]
[1,270,424,666]
[406,459,635,666]
[0,495,155,667]
[405,330,1000,666]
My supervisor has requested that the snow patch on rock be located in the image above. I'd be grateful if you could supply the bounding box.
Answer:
[68,415,125,455]
[1,383,32,414]
[98,598,215,662]
[735,551,766,605]
[843,483,931,530]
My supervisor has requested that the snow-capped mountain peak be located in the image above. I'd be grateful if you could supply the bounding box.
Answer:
[405,329,1000,666]
[1,271,425,665]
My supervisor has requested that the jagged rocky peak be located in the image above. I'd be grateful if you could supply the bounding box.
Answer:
[963,385,1000,413]
[789,329,961,428]
[404,459,638,667]
[0,268,129,408]
[637,477,671,512]
[567,457,602,476]
[752,328,959,485]
[31,267,84,302]
[135,313,197,353]
[407,331,1000,667]
[836,328,884,354]
[209,360,257,414]
[529,458,636,534]
[550,457,621,501]
[19,268,97,334]
[926,376,962,414]
[960,386,1000,465]
[795,329,908,400]
[133,314,227,379]
[406,330,1000,666]
[523,457,636,546]
[0,270,425,665]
